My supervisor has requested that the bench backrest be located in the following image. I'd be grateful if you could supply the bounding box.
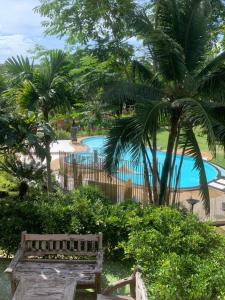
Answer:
[21,232,103,257]
[135,271,148,300]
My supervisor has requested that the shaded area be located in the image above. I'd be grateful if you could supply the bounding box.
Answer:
[0,258,131,300]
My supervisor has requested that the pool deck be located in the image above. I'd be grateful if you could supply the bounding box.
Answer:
[50,139,87,171]
[50,138,225,223]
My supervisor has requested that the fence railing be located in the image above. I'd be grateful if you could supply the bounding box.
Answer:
[58,151,158,204]
[55,151,225,222]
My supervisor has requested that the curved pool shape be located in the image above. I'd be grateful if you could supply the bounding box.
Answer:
[71,136,218,189]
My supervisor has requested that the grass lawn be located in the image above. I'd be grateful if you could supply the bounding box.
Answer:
[0,258,132,300]
[157,128,225,169]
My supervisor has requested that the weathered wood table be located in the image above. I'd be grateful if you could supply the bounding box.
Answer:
[12,277,77,300]
[5,232,103,297]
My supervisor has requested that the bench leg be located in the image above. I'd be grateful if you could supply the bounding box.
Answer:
[95,273,101,294]
[7,273,17,297]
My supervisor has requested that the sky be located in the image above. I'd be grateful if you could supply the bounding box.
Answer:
[0,0,65,63]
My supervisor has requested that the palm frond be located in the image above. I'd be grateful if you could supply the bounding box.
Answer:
[104,116,143,174]
[42,50,67,85]
[179,127,210,214]
[104,80,163,105]
[174,98,216,154]
[156,0,211,72]
[197,65,225,103]
[6,56,34,81]
[197,50,225,79]
[130,7,187,81]
[136,99,170,136]
[104,99,170,174]
[132,60,163,89]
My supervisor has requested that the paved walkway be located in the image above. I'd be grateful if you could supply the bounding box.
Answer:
[50,139,87,171]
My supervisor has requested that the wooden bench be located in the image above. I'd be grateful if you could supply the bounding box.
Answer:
[5,231,103,296]
[97,269,148,300]
[12,277,77,300]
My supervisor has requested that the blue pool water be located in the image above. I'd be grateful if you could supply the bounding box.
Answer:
[67,136,219,189]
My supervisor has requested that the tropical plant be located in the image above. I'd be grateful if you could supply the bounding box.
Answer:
[0,154,46,198]
[6,50,73,191]
[104,0,225,213]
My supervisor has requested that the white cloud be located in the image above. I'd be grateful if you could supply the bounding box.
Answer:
[0,34,35,62]
[0,0,65,62]
[0,0,42,36]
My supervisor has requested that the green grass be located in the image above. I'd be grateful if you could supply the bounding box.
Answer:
[0,259,11,300]
[0,258,132,300]
[157,128,225,168]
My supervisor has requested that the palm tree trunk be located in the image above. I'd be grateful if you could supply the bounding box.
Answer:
[151,129,159,204]
[146,134,159,204]
[45,140,52,192]
[43,110,52,193]
[142,143,153,204]
[172,142,187,204]
[159,114,179,205]
[167,126,180,204]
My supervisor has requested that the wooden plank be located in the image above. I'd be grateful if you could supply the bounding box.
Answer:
[56,241,60,251]
[23,251,97,256]
[135,272,148,300]
[97,295,133,300]
[12,278,25,300]
[49,241,53,251]
[62,241,67,250]
[12,277,77,300]
[102,276,133,295]
[24,234,100,241]
[5,248,24,273]
[41,241,46,251]
[35,241,39,250]
[78,240,81,252]
[22,259,96,264]
[69,240,74,250]
[64,278,77,300]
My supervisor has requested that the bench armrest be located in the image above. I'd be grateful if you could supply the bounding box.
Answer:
[5,248,24,274]
[95,250,103,273]
[102,276,134,295]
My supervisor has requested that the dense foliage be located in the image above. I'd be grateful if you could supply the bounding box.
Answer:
[124,206,225,299]
[0,186,140,257]
[1,186,225,299]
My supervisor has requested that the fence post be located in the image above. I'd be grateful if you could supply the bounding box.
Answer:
[64,159,68,190]
[124,179,132,200]
[94,150,99,182]
[72,159,78,189]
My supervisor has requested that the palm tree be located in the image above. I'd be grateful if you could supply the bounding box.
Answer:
[104,0,225,213]
[6,50,73,192]
[0,154,46,198]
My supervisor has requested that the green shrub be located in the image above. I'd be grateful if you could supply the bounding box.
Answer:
[54,129,71,140]
[0,186,142,258]
[0,198,41,255]
[1,188,225,300]
[123,206,225,300]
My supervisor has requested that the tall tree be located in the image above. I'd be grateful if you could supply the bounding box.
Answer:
[104,0,225,213]
[6,50,73,192]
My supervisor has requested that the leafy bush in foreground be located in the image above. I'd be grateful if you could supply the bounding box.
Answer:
[0,186,139,257]
[1,187,225,299]
[123,206,225,300]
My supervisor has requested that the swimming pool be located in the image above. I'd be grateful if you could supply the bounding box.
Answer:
[68,136,219,189]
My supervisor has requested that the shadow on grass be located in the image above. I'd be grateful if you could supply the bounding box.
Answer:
[0,258,11,300]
